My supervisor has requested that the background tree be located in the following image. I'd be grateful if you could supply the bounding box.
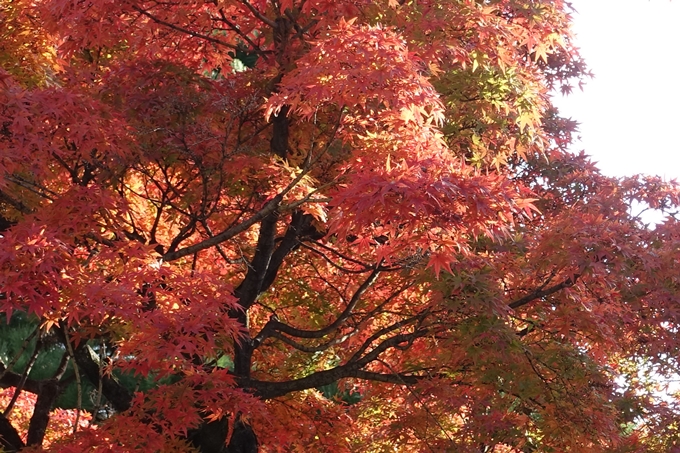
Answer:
[1,0,680,452]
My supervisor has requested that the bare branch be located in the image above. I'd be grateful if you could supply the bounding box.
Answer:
[163,194,281,262]
[298,242,371,274]
[3,332,41,416]
[351,330,429,369]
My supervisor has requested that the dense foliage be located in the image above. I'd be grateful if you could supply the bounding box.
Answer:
[2,0,680,451]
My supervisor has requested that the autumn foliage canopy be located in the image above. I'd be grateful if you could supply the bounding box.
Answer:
[2,0,680,452]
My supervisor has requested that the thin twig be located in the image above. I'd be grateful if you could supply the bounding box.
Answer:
[217,8,270,62]
[377,358,454,451]
[3,331,42,416]
[0,326,40,382]
[132,5,238,50]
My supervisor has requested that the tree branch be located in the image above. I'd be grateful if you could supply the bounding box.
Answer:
[351,369,420,385]
[0,413,24,452]
[216,8,270,62]
[238,0,277,28]
[3,331,42,416]
[0,189,31,215]
[266,328,360,353]
[260,211,323,290]
[234,210,279,309]
[131,5,239,50]
[255,265,381,342]
[26,379,60,446]
[347,316,425,364]
[73,344,132,413]
[163,149,318,262]
[162,194,282,262]
[351,330,429,369]
[0,362,41,395]
[246,337,429,400]
[508,274,581,310]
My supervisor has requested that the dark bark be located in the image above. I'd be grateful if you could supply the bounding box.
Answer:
[164,18,300,446]
[194,212,280,452]
[0,215,15,233]
[189,419,229,453]
[73,344,132,412]
[229,211,279,380]
[234,212,280,310]
[245,329,429,400]
[213,215,317,452]
[226,419,258,453]
[26,379,59,446]
[269,105,289,159]
[0,362,41,394]
[189,417,258,453]
[260,211,323,291]
[25,351,70,447]
[508,274,580,309]
[0,413,24,452]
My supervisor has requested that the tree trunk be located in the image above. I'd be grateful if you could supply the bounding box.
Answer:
[189,416,258,453]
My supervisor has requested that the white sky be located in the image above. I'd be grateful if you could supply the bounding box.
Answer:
[553,0,680,180]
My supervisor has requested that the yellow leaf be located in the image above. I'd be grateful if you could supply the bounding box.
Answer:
[400,107,415,124]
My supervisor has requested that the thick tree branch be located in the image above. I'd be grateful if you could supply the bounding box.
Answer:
[26,349,70,446]
[162,194,282,262]
[234,211,279,309]
[0,413,24,452]
[260,211,322,290]
[231,210,281,377]
[73,344,132,413]
[508,274,581,309]
[270,106,290,158]
[246,330,428,400]
[26,379,60,446]
[0,362,41,394]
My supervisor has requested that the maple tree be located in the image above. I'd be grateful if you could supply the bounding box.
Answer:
[2,0,680,452]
